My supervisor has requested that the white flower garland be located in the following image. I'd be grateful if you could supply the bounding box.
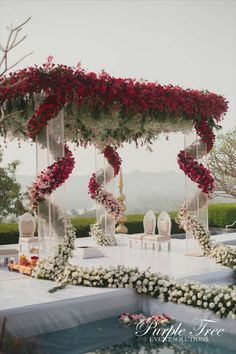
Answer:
[209,244,236,270]
[177,205,212,255]
[47,264,236,319]
[177,205,236,270]
[89,222,117,246]
[32,215,76,281]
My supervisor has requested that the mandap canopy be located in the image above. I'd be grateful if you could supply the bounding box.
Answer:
[0,59,229,265]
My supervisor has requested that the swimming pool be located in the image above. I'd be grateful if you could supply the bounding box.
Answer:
[25,316,236,354]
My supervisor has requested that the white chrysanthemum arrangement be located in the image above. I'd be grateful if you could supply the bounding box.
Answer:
[177,205,236,270]
[89,222,117,246]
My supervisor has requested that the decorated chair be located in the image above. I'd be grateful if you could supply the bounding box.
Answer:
[129,210,156,249]
[144,211,171,251]
[18,213,38,253]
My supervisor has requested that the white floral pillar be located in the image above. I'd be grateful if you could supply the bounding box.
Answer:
[95,146,116,240]
[184,131,208,256]
[36,110,66,259]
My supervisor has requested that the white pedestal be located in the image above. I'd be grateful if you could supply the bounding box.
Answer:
[77,246,105,259]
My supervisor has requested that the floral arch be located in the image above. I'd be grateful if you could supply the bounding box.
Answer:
[0,60,235,278]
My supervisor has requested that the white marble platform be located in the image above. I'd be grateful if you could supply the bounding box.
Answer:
[0,234,235,337]
[72,235,234,283]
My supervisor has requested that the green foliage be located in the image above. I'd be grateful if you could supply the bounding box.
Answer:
[208,203,236,228]
[0,150,26,220]
[71,217,96,238]
[0,223,19,244]
[1,204,235,245]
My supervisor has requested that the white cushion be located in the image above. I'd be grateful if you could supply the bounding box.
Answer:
[159,220,169,235]
[19,237,38,243]
[157,235,170,242]
[128,233,144,240]
[143,235,157,241]
[145,219,154,234]
[20,220,35,236]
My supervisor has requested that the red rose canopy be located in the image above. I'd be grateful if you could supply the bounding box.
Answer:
[0,63,228,148]
[0,62,228,212]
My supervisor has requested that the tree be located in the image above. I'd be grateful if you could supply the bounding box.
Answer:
[0,17,32,124]
[0,18,31,220]
[208,129,236,199]
[0,17,32,76]
[0,149,25,220]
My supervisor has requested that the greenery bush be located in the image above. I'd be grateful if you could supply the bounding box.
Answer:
[0,223,19,245]
[208,203,236,228]
[1,203,235,245]
[71,217,96,238]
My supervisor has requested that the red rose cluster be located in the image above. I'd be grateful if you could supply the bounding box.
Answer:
[27,94,66,140]
[103,145,122,177]
[29,145,75,209]
[88,173,100,198]
[177,150,214,195]
[195,119,216,152]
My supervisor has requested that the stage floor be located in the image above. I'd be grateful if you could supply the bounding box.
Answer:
[0,234,235,337]
[72,234,234,283]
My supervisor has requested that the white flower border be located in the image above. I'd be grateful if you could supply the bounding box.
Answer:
[177,205,236,270]
[89,222,117,246]
[34,264,236,319]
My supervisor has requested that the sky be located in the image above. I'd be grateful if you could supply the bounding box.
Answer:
[0,0,235,176]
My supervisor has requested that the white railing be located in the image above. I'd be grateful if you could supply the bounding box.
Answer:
[226,220,236,229]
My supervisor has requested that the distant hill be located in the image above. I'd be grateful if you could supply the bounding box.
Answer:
[17,171,235,215]
[17,171,185,214]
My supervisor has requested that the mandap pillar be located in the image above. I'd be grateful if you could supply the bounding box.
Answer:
[36,109,66,259]
[184,131,208,256]
[94,146,116,239]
